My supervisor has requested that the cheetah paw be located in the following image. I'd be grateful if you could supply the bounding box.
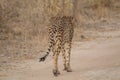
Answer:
[53,69,60,76]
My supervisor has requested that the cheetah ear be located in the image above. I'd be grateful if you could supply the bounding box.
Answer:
[49,17,55,23]
[71,16,73,20]
[69,16,72,20]
[49,17,52,23]
[64,16,66,18]
[71,16,75,23]
[62,16,65,18]
[50,17,54,20]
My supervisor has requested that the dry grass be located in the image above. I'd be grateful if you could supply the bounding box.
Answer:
[0,0,120,62]
[0,0,48,62]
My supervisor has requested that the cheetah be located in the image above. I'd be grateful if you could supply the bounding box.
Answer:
[39,16,74,76]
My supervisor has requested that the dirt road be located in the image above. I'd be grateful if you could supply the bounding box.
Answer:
[0,36,120,80]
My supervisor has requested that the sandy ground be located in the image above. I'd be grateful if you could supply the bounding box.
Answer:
[0,35,120,80]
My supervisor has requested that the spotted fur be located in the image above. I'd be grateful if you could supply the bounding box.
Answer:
[39,16,74,76]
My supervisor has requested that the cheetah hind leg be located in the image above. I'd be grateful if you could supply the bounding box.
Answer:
[63,64,72,72]
[64,44,72,72]
[63,65,72,72]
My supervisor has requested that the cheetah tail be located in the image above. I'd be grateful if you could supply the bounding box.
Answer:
[39,48,51,62]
